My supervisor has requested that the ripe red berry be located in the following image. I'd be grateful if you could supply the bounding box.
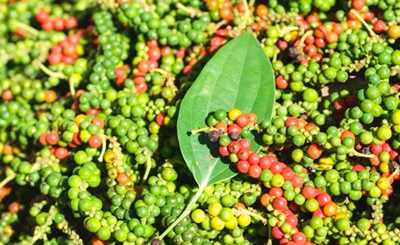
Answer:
[371,143,382,154]
[55,147,69,160]
[285,117,298,127]
[41,20,54,31]
[302,185,317,199]
[228,141,241,154]
[39,133,48,146]
[273,197,287,210]
[248,152,260,165]
[275,75,289,89]
[8,202,20,213]
[64,16,78,29]
[53,18,65,31]
[270,162,284,174]
[92,118,104,129]
[248,165,262,178]
[237,160,250,173]
[316,192,331,206]
[269,187,283,198]
[88,135,102,148]
[293,232,307,245]
[373,20,386,33]
[219,146,229,156]
[238,139,250,151]
[156,113,165,125]
[313,208,326,219]
[236,114,249,128]
[291,174,304,188]
[281,167,294,180]
[228,124,241,134]
[237,149,249,160]
[46,131,59,145]
[36,10,49,23]
[259,156,272,169]
[286,214,298,227]
[272,226,284,239]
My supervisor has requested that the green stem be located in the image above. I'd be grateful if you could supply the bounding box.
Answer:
[350,9,376,37]
[191,127,218,135]
[349,150,374,158]
[175,3,205,17]
[158,181,207,240]
[0,173,16,189]
[233,207,268,225]
[69,78,76,98]
[389,168,399,180]
[141,151,152,185]
[97,134,107,162]
[34,60,67,79]
[31,205,57,244]
[299,30,313,47]
[14,21,39,36]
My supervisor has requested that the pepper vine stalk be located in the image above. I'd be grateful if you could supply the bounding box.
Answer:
[175,2,206,17]
[28,205,57,244]
[141,149,153,185]
[152,68,178,101]
[191,127,219,135]
[13,21,39,36]
[34,60,77,97]
[348,150,374,158]
[232,207,268,225]
[0,171,16,189]
[350,9,377,38]
[97,133,108,162]
[158,168,209,240]
[158,181,208,240]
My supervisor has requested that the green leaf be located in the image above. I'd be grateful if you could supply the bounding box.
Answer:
[177,31,275,187]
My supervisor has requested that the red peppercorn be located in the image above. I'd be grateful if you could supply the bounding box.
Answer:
[88,135,102,148]
[248,152,260,165]
[36,10,49,23]
[316,192,331,206]
[259,156,272,169]
[273,197,287,210]
[237,149,249,160]
[219,146,229,156]
[373,20,386,33]
[237,160,250,173]
[46,131,59,145]
[302,185,317,199]
[55,147,69,160]
[228,124,241,134]
[228,141,241,154]
[248,165,262,178]
[281,167,294,180]
[236,114,250,128]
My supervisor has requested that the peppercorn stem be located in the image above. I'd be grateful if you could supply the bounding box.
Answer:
[233,207,268,225]
[0,172,16,189]
[13,21,39,36]
[176,3,205,17]
[158,176,207,240]
[299,30,313,47]
[97,134,107,162]
[349,150,374,158]
[350,9,376,37]
[34,60,67,79]
[69,78,76,97]
[141,151,152,185]
[191,127,218,135]
[30,205,57,244]
[57,220,84,245]
[389,168,399,180]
